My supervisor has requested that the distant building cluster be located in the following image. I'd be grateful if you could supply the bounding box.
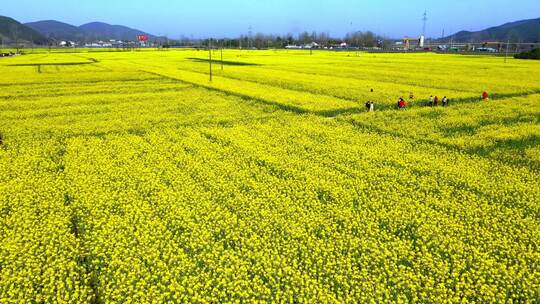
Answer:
[84,40,122,48]
[53,40,153,48]
[286,42,363,50]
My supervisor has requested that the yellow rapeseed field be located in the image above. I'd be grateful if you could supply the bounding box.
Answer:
[0,49,539,303]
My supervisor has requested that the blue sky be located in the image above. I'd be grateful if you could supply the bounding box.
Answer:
[2,0,539,38]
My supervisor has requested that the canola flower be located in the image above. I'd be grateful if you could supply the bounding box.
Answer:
[0,50,539,303]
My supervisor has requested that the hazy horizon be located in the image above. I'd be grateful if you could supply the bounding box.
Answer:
[2,0,539,39]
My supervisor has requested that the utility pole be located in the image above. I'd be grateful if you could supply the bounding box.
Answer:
[504,40,510,63]
[12,26,19,54]
[248,25,252,49]
[209,39,213,82]
[221,40,224,70]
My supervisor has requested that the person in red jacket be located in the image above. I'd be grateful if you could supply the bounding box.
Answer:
[482,91,489,101]
[398,97,406,109]
[434,96,439,106]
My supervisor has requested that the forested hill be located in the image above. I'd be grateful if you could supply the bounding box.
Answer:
[442,18,540,43]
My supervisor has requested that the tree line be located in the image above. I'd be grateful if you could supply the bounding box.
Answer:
[167,31,389,49]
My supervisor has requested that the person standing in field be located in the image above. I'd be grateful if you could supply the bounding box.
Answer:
[434,96,439,106]
[369,102,374,112]
[428,95,434,107]
[366,89,375,112]
[442,96,448,107]
[482,91,489,101]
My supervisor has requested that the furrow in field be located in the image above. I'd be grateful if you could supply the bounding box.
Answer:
[0,141,92,302]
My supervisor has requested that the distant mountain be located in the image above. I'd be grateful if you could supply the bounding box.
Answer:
[0,16,49,45]
[24,20,157,42]
[79,22,155,41]
[25,20,87,42]
[442,18,540,43]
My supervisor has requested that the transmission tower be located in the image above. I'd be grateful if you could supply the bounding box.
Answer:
[422,10,428,37]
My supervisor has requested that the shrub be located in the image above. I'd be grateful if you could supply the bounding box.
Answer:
[514,48,540,60]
